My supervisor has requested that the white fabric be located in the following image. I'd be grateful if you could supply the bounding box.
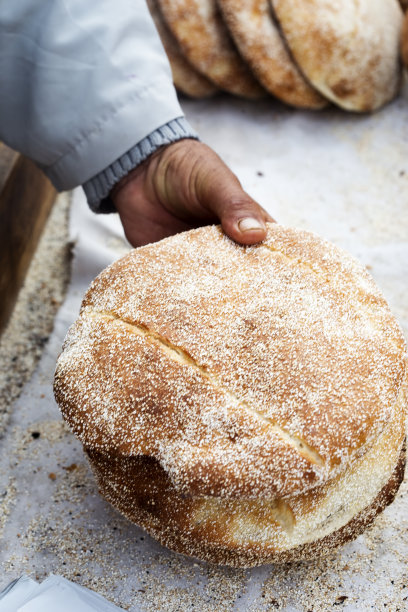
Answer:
[0,0,183,190]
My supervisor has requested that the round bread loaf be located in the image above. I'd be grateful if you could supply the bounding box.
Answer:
[271,0,403,111]
[157,0,265,99]
[146,0,217,98]
[218,0,327,109]
[54,224,407,567]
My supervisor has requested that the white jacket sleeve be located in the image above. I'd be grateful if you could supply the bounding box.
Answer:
[0,0,196,202]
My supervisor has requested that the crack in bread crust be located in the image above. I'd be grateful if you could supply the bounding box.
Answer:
[91,310,325,468]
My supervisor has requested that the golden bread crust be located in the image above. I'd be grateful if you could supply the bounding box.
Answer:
[55,225,407,499]
[271,0,403,111]
[218,0,327,108]
[156,0,265,98]
[54,224,407,565]
[86,419,406,567]
[146,0,217,98]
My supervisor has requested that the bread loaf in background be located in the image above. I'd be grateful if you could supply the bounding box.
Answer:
[271,0,403,112]
[157,0,265,99]
[146,0,217,98]
[146,0,404,110]
[54,224,407,566]
[217,0,327,108]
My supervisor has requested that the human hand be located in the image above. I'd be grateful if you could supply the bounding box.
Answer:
[111,139,274,247]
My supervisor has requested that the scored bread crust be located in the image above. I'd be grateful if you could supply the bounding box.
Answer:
[217,0,327,108]
[55,225,407,497]
[54,224,407,565]
[156,0,265,98]
[271,0,403,111]
[146,0,217,98]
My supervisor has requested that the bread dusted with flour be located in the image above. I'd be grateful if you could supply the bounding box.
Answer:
[146,0,217,98]
[156,0,265,99]
[145,0,403,110]
[271,0,403,112]
[217,0,327,109]
[54,224,407,566]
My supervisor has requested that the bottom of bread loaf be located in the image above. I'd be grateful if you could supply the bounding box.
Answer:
[86,391,406,567]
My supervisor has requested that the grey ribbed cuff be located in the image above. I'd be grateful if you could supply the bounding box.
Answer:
[83,117,199,213]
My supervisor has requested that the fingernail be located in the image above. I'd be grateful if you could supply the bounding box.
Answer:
[238,218,264,232]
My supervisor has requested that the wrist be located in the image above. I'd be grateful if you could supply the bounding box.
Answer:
[83,118,199,214]
[110,145,165,203]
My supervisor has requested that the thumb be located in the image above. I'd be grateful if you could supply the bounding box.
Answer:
[213,192,274,245]
[193,148,275,245]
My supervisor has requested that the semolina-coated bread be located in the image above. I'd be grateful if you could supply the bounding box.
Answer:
[54,224,407,566]
[271,0,403,111]
[146,0,218,98]
[217,0,327,109]
[156,0,265,98]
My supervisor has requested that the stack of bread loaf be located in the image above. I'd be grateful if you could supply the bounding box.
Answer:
[54,224,407,567]
[146,0,406,111]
